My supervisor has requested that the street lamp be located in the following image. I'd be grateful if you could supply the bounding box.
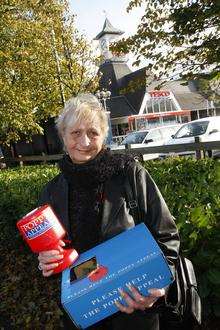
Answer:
[96,90,111,111]
[95,90,113,146]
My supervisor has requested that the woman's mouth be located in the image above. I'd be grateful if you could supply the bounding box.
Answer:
[77,149,92,154]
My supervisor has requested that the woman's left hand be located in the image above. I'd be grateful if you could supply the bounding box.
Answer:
[115,286,165,314]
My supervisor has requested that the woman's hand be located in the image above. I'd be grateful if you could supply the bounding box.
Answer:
[115,285,165,314]
[37,240,65,277]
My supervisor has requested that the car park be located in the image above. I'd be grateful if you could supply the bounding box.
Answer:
[111,124,182,160]
[120,124,182,146]
[161,116,220,158]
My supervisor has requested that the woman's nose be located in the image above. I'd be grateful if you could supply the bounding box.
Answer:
[79,134,91,146]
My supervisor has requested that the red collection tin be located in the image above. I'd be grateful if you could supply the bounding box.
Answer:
[17,204,78,273]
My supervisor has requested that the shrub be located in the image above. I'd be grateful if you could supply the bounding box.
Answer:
[0,159,219,328]
[0,165,61,328]
[144,158,220,325]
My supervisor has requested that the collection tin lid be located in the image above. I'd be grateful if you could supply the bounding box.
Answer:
[17,204,50,225]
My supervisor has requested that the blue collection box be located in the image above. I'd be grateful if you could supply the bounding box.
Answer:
[61,223,174,329]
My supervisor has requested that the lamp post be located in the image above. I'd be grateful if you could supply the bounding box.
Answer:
[95,90,113,146]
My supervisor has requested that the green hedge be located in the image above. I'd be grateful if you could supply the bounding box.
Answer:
[0,159,219,328]
[143,158,220,324]
[0,165,61,329]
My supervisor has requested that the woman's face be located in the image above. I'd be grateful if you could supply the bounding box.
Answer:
[63,119,105,164]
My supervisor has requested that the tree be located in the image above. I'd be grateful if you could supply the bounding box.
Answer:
[0,0,99,145]
[112,0,220,97]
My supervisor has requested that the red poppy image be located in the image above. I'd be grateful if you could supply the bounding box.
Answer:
[88,265,108,282]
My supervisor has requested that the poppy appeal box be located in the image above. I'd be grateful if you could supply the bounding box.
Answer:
[61,223,173,329]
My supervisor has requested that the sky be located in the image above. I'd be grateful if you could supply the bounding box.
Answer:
[69,0,144,40]
[69,0,145,68]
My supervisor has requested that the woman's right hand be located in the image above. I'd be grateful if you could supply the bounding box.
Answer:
[38,240,65,277]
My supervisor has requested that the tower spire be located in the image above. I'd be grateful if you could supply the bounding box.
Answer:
[94,18,124,40]
[94,18,126,63]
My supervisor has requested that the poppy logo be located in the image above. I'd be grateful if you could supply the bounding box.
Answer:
[22,216,53,240]
[88,265,108,282]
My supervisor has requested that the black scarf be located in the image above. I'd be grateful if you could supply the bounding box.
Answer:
[59,149,134,252]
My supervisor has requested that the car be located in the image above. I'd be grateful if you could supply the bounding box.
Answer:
[120,124,182,146]
[111,124,182,160]
[162,116,220,158]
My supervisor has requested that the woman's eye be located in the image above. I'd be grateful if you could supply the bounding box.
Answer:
[89,131,99,137]
[71,131,80,136]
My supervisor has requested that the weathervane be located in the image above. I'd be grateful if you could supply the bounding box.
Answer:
[102,10,107,18]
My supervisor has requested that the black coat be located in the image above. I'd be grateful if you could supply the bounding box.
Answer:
[38,161,180,329]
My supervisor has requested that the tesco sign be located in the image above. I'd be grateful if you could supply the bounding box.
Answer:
[148,91,170,97]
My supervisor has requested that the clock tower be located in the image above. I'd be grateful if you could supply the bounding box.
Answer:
[94,18,125,62]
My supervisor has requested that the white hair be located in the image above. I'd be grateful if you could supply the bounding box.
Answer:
[56,93,109,141]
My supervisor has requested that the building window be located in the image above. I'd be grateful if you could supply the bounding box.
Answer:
[147,118,160,127]
[162,115,177,125]
[146,96,178,113]
[154,101,160,113]
[136,118,148,130]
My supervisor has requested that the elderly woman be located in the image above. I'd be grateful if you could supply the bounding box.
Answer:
[38,93,180,330]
